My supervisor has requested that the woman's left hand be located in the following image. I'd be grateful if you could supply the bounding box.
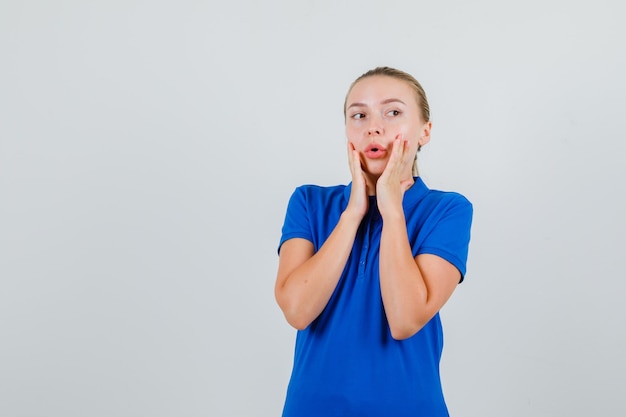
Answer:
[376,135,415,219]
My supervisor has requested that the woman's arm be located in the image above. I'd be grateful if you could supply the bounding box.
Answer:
[275,143,368,330]
[275,211,361,330]
[379,216,460,340]
[376,138,460,340]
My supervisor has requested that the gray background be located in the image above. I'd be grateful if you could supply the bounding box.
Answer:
[1,0,624,416]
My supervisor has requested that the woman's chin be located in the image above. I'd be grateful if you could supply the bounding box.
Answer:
[362,161,387,177]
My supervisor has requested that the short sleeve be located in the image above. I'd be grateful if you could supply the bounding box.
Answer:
[278,187,313,254]
[417,195,473,281]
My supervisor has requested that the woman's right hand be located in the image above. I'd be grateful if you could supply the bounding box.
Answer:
[345,142,368,221]
[275,143,369,329]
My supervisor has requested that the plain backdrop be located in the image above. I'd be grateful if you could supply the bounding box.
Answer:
[1,1,625,416]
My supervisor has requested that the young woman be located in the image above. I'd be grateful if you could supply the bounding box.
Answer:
[275,67,473,417]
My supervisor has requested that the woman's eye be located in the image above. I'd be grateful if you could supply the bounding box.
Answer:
[387,110,400,117]
[352,113,365,120]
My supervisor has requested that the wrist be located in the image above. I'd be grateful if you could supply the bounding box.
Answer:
[340,208,364,228]
[380,207,405,223]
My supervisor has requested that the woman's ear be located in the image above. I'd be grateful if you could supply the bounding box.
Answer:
[418,121,432,148]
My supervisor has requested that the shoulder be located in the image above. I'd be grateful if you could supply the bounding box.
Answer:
[408,178,472,215]
[289,183,349,207]
[280,183,348,249]
[423,191,473,226]
[293,183,347,195]
[426,189,472,211]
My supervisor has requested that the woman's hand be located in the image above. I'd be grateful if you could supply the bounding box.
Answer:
[376,136,415,219]
[275,143,371,330]
[345,142,369,221]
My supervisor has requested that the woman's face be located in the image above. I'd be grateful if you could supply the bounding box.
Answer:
[345,75,430,178]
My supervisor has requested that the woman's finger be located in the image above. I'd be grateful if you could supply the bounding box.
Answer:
[385,137,405,177]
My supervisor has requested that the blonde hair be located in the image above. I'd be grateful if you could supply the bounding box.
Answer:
[344,67,430,176]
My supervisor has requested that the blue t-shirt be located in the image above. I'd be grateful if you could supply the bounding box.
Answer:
[278,177,473,417]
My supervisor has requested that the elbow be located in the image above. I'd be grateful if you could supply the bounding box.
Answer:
[390,327,419,341]
[281,304,313,330]
[286,315,311,331]
[389,320,427,341]
[275,294,313,330]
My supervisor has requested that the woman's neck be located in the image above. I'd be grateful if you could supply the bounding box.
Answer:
[365,174,378,196]
[363,171,414,196]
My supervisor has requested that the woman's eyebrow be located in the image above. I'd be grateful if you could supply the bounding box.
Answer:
[347,98,406,110]
[380,98,405,105]
[346,102,366,110]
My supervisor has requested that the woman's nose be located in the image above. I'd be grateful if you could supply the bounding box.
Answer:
[367,119,383,136]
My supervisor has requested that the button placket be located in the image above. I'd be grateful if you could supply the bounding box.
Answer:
[357,210,373,279]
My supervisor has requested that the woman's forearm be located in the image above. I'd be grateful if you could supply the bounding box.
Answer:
[276,211,362,330]
[379,212,429,340]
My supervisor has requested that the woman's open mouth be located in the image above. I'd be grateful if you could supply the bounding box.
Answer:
[364,143,388,159]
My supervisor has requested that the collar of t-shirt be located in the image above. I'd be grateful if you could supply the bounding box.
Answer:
[342,176,429,209]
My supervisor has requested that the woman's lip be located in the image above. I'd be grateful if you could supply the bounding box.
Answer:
[364,143,387,159]
[364,149,388,159]
[365,143,386,152]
